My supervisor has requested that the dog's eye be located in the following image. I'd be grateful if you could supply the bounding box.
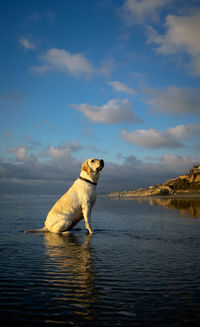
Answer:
[91,159,94,163]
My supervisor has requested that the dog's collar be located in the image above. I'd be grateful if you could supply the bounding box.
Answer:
[79,176,97,186]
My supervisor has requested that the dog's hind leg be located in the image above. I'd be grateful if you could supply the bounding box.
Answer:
[50,219,75,234]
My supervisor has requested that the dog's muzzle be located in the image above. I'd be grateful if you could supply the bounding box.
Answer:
[99,159,104,170]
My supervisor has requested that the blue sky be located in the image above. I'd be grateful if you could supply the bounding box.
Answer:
[1,0,200,194]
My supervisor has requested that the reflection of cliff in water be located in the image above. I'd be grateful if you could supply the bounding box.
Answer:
[43,233,98,323]
[148,198,200,218]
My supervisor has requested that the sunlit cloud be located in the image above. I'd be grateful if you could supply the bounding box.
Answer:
[147,10,200,75]
[8,146,30,160]
[122,0,172,24]
[71,98,141,124]
[145,86,200,115]
[39,141,81,160]
[121,124,200,149]
[31,48,94,77]
[107,81,135,95]
[19,37,36,50]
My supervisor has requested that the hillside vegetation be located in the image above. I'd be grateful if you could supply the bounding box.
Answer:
[109,165,200,197]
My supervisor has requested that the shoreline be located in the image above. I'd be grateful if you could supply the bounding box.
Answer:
[108,193,200,199]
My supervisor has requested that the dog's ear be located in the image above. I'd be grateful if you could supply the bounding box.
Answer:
[81,160,91,174]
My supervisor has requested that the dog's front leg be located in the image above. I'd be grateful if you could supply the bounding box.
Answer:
[82,205,93,234]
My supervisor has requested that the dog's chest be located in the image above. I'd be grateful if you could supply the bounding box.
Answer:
[78,182,96,204]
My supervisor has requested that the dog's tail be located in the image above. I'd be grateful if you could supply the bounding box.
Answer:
[24,226,48,234]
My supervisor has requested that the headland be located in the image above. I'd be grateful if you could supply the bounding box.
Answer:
[108,164,200,197]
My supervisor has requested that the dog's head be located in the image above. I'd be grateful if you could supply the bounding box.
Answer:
[81,158,104,174]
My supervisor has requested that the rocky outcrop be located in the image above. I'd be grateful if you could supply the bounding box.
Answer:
[109,165,200,197]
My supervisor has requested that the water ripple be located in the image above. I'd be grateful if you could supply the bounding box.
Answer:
[1,197,200,326]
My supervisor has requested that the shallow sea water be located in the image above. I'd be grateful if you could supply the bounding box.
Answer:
[0,195,200,326]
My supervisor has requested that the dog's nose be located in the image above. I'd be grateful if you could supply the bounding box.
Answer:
[100,159,104,167]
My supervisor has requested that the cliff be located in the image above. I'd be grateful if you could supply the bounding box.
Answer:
[109,165,200,197]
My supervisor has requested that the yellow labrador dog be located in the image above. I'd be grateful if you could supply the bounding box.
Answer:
[24,158,104,234]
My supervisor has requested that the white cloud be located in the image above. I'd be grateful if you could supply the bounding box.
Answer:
[47,146,71,159]
[38,141,82,170]
[41,141,81,160]
[122,0,172,24]
[121,124,200,149]
[31,64,50,74]
[31,48,94,77]
[167,124,200,139]
[8,146,30,160]
[148,11,200,75]
[157,12,200,55]
[107,81,135,95]
[7,141,81,168]
[19,37,36,50]
[71,98,141,124]
[146,86,200,115]
[121,128,182,149]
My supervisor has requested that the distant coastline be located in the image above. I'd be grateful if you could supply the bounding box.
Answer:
[108,192,200,198]
[108,164,200,198]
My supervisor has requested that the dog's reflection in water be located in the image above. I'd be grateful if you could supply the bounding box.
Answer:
[44,232,98,320]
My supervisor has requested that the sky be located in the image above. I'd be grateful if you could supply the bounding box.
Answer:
[1,0,200,195]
